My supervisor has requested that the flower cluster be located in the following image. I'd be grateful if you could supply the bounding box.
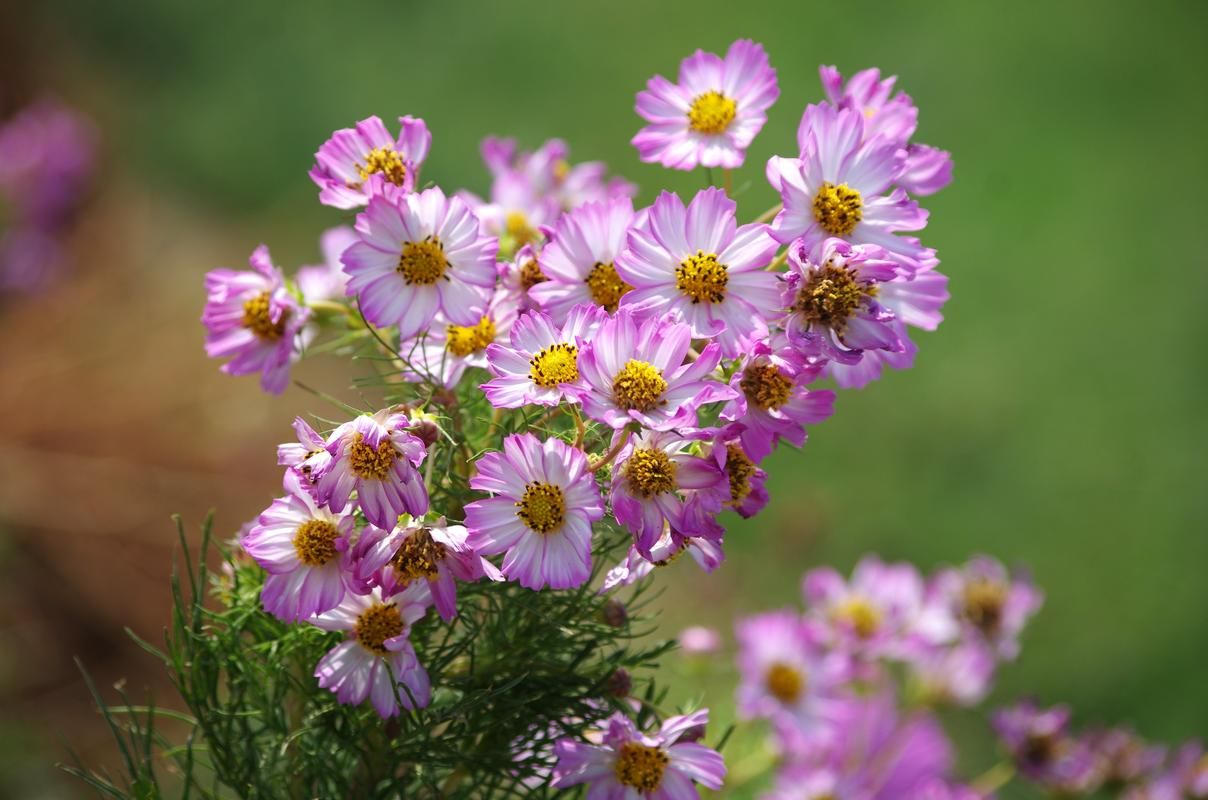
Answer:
[199,38,955,796]
[0,98,95,294]
[733,555,1040,798]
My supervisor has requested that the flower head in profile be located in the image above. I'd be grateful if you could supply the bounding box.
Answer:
[310,583,433,718]
[722,341,834,462]
[616,188,780,357]
[577,310,736,431]
[529,196,639,323]
[768,103,934,274]
[552,709,726,798]
[481,303,608,408]
[601,528,724,593]
[341,187,498,339]
[464,433,604,590]
[992,701,1103,792]
[277,416,333,494]
[609,428,728,555]
[202,244,312,395]
[316,408,429,530]
[242,471,356,621]
[632,39,779,170]
[309,115,431,209]
[819,65,953,196]
[352,516,502,622]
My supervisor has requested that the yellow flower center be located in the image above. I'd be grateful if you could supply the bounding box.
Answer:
[676,251,728,304]
[766,661,806,704]
[397,238,449,285]
[348,432,397,480]
[292,519,341,567]
[391,527,448,584]
[515,482,565,533]
[614,742,669,792]
[739,363,793,410]
[796,263,876,331]
[529,343,579,388]
[961,579,1008,636]
[611,360,668,412]
[241,291,288,340]
[687,90,737,135]
[834,596,882,638]
[446,316,496,357]
[812,182,863,236]
[624,447,678,497]
[357,146,407,187]
[354,602,405,657]
[584,261,632,312]
[725,443,757,503]
[505,211,537,246]
[519,259,547,290]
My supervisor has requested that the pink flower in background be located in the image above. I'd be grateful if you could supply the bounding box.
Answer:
[992,701,1102,792]
[309,115,431,209]
[481,303,608,408]
[529,196,639,322]
[577,310,735,431]
[906,641,996,707]
[316,409,429,530]
[802,556,926,659]
[722,341,834,462]
[398,285,519,388]
[242,471,357,621]
[632,39,779,170]
[342,187,498,339]
[201,244,312,395]
[679,626,722,655]
[819,65,953,196]
[352,516,502,621]
[0,97,96,229]
[465,433,604,590]
[552,709,726,797]
[768,103,934,274]
[297,226,357,304]
[916,556,1043,660]
[498,242,547,312]
[310,583,433,717]
[615,188,779,357]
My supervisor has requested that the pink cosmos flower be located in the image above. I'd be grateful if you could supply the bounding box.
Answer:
[478,136,636,213]
[767,103,934,274]
[906,642,996,708]
[0,97,96,230]
[481,303,608,408]
[464,433,604,590]
[552,709,726,798]
[735,611,849,736]
[315,408,429,530]
[701,428,772,519]
[341,187,498,339]
[822,260,950,389]
[577,310,736,431]
[310,583,432,718]
[309,115,431,209]
[632,39,779,170]
[498,242,547,313]
[277,416,332,494]
[242,470,356,621]
[609,428,728,555]
[915,556,1043,660]
[529,196,639,323]
[721,341,835,462]
[398,286,519,388]
[615,188,780,357]
[819,65,953,196]
[351,516,502,622]
[992,701,1102,792]
[600,528,724,593]
[296,226,357,304]
[802,556,926,660]
[202,244,312,395]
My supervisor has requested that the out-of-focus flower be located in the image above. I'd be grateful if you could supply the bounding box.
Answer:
[552,709,726,797]
[992,700,1104,793]
[296,226,357,304]
[802,556,926,659]
[0,98,96,229]
[577,309,735,431]
[465,433,604,590]
[341,187,498,339]
[616,188,780,357]
[202,244,312,395]
[310,583,433,717]
[916,556,1043,660]
[679,626,722,655]
[632,39,779,170]
[309,115,431,209]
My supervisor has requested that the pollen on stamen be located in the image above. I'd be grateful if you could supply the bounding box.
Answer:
[796,262,876,332]
[676,251,728,304]
[356,146,407,187]
[529,343,579,388]
[611,360,668,412]
[584,261,632,312]
[353,603,405,657]
[292,519,341,567]
[687,90,737,135]
[724,444,757,503]
[812,181,863,236]
[515,482,565,533]
[397,237,449,285]
[241,291,288,340]
[739,363,793,410]
[614,741,669,792]
[391,528,448,584]
[348,433,397,480]
[624,448,678,497]
[446,316,496,357]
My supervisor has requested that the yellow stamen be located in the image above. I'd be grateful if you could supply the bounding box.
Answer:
[624,448,678,497]
[357,147,407,186]
[584,261,632,312]
[397,238,449,285]
[391,527,447,583]
[739,363,793,410]
[241,291,287,340]
[614,742,669,792]
[354,603,405,656]
[812,182,863,236]
[348,433,396,480]
[676,251,728,304]
[292,519,340,567]
[687,90,737,135]
[766,661,806,704]
[515,482,565,533]
[446,316,496,357]
[529,343,579,388]
[611,360,667,412]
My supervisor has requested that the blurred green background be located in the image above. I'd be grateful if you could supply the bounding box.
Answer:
[1,0,1205,797]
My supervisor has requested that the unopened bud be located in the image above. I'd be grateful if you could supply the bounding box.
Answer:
[602,599,627,628]
[605,669,632,698]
